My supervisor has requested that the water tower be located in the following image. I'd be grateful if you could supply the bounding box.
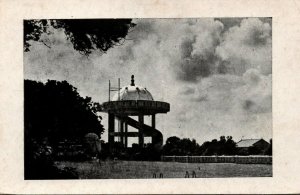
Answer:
[101,75,170,152]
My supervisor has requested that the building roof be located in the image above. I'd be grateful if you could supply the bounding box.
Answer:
[112,75,154,101]
[112,85,154,101]
[236,139,263,148]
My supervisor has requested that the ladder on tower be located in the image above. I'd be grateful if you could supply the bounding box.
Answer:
[108,78,121,101]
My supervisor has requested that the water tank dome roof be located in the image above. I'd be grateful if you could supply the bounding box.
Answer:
[111,75,154,101]
[112,85,154,101]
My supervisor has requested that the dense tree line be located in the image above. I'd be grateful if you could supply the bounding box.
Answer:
[162,136,272,156]
[162,136,237,156]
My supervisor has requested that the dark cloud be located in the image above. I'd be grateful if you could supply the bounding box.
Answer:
[180,37,195,59]
[192,95,208,102]
[243,99,255,110]
[217,60,229,74]
[214,18,242,31]
[178,53,216,82]
[180,87,195,95]
[215,17,272,32]
[242,96,272,114]
[173,19,224,81]
[242,22,271,46]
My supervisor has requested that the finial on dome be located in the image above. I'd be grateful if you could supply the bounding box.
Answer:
[131,75,135,86]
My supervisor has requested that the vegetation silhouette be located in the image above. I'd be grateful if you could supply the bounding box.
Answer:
[24,79,104,179]
[162,136,237,156]
[24,19,136,55]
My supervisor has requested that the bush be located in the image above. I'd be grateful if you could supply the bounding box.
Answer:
[25,140,79,179]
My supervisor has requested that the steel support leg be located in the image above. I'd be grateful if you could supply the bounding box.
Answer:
[138,115,144,148]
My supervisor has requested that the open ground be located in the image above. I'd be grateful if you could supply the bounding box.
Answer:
[55,160,272,179]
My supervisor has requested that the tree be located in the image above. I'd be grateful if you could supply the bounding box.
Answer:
[162,136,181,155]
[24,19,136,55]
[180,138,199,155]
[24,79,104,179]
[24,79,104,141]
[166,136,181,145]
[162,136,201,156]
[224,136,237,155]
[200,136,237,156]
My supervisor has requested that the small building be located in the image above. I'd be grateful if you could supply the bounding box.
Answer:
[236,139,270,155]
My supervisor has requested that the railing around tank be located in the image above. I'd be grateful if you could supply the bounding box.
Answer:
[102,100,170,113]
[161,155,272,164]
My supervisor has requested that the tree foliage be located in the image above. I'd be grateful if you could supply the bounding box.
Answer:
[201,136,237,155]
[162,136,201,156]
[24,79,104,142]
[24,79,104,179]
[24,19,136,55]
[162,136,237,156]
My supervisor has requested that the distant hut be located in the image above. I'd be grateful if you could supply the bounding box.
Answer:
[236,139,270,155]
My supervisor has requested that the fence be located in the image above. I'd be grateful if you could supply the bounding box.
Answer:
[161,155,272,164]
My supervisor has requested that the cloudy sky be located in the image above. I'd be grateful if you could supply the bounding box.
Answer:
[24,18,272,144]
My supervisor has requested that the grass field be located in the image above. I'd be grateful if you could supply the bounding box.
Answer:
[55,160,272,179]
